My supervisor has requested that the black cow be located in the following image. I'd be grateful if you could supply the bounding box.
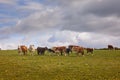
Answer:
[108,45,114,50]
[86,48,94,54]
[37,47,48,55]
[65,48,72,55]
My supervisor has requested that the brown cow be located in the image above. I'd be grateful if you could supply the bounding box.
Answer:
[72,46,84,56]
[108,45,114,50]
[52,46,66,56]
[18,45,28,55]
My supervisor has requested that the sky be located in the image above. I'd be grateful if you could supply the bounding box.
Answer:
[0,0,120,50]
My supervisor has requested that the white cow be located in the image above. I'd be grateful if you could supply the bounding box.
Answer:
[29,45,35,55]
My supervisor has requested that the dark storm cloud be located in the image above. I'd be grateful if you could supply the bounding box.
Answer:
[46,0,120,36]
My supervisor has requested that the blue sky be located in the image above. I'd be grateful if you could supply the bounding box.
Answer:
[0,0,120,50]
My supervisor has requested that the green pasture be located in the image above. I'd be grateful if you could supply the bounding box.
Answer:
[0,50,120,80]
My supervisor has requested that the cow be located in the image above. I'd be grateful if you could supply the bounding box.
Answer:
[29,45,36,55]
[52,46,66,56]
[72,46,84,56]
[115,47,119,50]
[108,45,114,50]
[37,47,48,55]
[86,48,94,54]
[18,45,28,55]
[65,48,72,55]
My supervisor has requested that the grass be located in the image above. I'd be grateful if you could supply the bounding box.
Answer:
[0,50,120,80]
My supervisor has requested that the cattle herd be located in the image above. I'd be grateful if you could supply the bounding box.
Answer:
[17,44,120,56]
[0,44,119,56]
[18,45,94,56]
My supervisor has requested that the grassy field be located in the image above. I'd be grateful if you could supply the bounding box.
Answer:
[0,50,120,80]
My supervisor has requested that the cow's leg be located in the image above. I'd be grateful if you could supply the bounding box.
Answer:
[24,51,27,55]
[67,52,69,56]
[91,51,94,56]
[64,53,67,56]
[32,51,34,56]
[26,50,27,55]
[76,52,79,56]
[56,52,59,56]
[19,52,22,55]
[31,51,34,56]
[42,50,44,55]
[87,50,88,53]
[81,52,84,56]
[23,51,25,55]
[18,51,21,55]
[37,51,39,55]
[91,51,93,54]
[60,51,63,56]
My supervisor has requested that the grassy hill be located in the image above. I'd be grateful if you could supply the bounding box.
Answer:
[0,50,120,80]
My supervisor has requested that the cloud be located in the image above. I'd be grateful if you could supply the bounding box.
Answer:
[19,2,44,11]
[0,0,17,5]
[0,0,120,50]
[48,30,79,44]
[47,30,120,48]
[45,0,120,36]
[16,6,62,34]
[77,32,120,48]
[2,0,120,36]
[61,14,120,36]
[0,2,62,35]
[83,0,120,17]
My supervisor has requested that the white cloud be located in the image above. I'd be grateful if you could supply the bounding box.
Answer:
[77,32,120,48]
[15,5,62,34]
[48,30,79,44]
[0,30,120,50]
[19,2,44,11]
